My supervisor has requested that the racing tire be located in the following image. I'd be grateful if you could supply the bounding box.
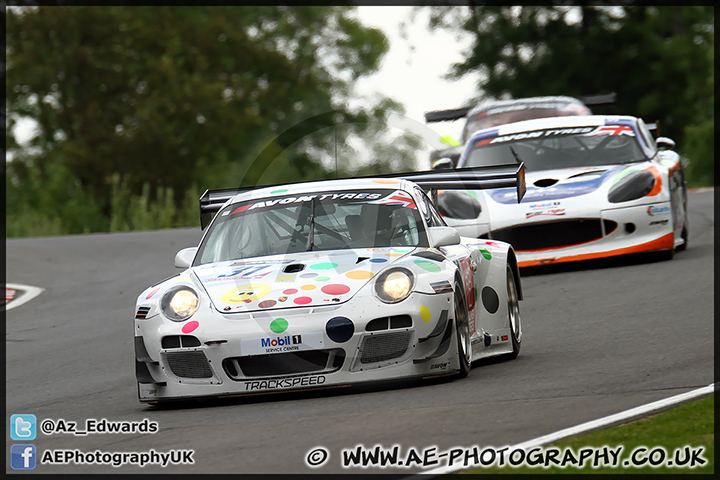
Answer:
[454,283,471,378]
[659,248,674,261]
[676,224,689,252]
[503,265,522,360]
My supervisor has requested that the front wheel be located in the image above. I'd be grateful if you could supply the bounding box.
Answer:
[454,284,471,377]
[504,265,522,360]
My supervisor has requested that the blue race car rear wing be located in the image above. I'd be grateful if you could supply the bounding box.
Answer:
[199,163,526,229]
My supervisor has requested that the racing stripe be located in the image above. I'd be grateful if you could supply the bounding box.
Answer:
[645,165,663,197]
[518,233,674,267]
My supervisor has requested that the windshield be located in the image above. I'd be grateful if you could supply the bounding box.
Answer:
[463,108,585,142]
[195,189,428,265]
[463,125,647,172]
[462,101,591,142]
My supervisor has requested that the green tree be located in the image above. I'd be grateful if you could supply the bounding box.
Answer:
[426,6,714,184]
[6,6,402,233]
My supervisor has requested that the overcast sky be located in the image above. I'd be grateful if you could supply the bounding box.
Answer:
[352,6,478,158]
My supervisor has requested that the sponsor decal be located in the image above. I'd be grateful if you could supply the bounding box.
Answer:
[366,190,417,209]
[205,265,272,282]
[244,375,327,391]
[528,201,561,209]
[526,208,566,219]
[230,192,384,215]
[261,335,303,348]
[647,205,671,216]
[590,125,635,136]
[430,361,450,370]
[484,127,595,145]
[230,259,294,266]
[242,331,324,355]
[650,220,669,226]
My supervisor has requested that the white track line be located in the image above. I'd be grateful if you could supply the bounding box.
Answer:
[4,283,45,311]
[420,383,715,476]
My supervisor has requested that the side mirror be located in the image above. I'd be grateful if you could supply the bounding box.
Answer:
[174,247,198,269]
[431,157,454,170]
[656,137,676,150]
[427,226,461,247]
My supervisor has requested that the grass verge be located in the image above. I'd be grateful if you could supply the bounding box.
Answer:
[460,393,714,475]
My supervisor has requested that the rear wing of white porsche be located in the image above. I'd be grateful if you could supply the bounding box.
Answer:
[199,163,526,229]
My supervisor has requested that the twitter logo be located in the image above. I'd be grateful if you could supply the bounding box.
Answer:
[11,414,37,440]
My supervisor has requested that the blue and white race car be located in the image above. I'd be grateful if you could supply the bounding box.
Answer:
[134,165,527,403]
[437,115,688,267]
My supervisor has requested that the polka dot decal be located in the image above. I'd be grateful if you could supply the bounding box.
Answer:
[321,284,351,295]
[414,260,441,273]
[294,296,312,305]
[310,262,338,270]
[258,300,277,309]
[270,318,288,333]
[419,305,431,323]
[202,249,417,311]
[326,316,354,343]
[345,270,374,280]
[181,321,199,334]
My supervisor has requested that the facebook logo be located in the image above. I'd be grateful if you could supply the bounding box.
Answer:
[11,444,37,470]
[10,414,37,440]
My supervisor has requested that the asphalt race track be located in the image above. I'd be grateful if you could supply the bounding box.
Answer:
[5,190,714,474]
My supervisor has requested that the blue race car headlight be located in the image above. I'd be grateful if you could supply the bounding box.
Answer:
[374,267,415,304]
[608,170,656,203]
[160,286,199,321]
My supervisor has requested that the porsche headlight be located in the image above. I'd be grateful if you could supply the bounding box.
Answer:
[160,286,199,321]
[608,170,656,203]
[374,268,415,304]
